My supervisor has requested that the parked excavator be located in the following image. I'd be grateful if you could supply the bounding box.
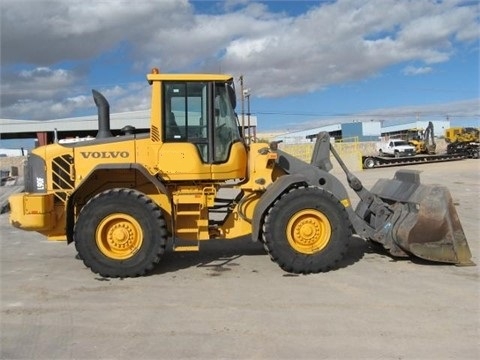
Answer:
[8,69,475,277]
[444,127,479,159]
[406,121,436,155]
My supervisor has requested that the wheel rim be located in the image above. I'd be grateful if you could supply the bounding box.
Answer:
[96,213,143,260]
[286,209,332,254]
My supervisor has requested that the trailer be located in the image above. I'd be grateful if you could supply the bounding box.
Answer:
[362,153,466,169]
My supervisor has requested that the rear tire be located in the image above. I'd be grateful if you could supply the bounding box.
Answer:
[262,187,351,274]
[363,157,375,169]
[471,148,479,159]
[74,188,167,277]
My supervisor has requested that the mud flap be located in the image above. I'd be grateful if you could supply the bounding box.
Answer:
[368,170,474,266]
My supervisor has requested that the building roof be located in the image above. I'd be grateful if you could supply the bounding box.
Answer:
[1,110,151,135]
[1,111,258,139]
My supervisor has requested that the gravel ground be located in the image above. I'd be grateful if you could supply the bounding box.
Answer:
[1,159,479,360]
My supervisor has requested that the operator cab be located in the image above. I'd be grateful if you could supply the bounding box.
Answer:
[147,69,248,181]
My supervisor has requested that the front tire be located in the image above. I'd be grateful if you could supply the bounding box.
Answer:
[74,188,167,277]
[262,187,351,274]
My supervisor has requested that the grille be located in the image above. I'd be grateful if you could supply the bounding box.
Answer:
[51,155,75,202]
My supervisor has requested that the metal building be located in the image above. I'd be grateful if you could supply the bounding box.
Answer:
[381,120,450,138]
[272,119,452,143]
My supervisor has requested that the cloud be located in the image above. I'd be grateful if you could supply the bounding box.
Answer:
[219,0,479,96]
[0,63,148,119]
[403,66,433,76]
[0,0,189,65]
[364,98,480,119]
[2,96,91,120]
[0,66,82,113]
[287,98,480,131]
[1,0,479,120]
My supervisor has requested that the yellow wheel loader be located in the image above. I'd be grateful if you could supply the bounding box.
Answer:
[9,69,475,277]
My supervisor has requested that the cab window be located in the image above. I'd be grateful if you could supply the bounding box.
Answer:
[163,82,209,160]
[162,81,241,163]
[213,84,242,163]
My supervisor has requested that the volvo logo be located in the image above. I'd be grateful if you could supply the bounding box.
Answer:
[80,151,130,159]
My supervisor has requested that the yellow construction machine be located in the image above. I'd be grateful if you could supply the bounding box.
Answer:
[9,69,475,277]
[444,127,479,159]
[405,121,436,154]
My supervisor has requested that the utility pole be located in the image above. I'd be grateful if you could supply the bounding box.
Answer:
[239,75,245,139]
[243,88,251,143]
[246,90,251,142]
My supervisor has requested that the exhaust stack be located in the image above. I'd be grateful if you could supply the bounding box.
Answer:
[92,89,112,139]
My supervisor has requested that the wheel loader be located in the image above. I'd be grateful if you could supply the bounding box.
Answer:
[9,69,474,277]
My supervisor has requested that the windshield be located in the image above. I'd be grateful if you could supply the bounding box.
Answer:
[213,83,241,162]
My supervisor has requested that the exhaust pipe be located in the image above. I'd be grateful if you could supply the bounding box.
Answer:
[92,89,112,139]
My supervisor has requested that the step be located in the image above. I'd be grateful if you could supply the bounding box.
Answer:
[176,228,201,234]
[176,210,201,216]
[173,245,200,252]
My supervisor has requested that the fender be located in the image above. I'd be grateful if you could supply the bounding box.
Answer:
[251,150,352,243]
[65,163,169,243]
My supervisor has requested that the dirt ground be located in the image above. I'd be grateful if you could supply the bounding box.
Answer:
[1,159,479,360]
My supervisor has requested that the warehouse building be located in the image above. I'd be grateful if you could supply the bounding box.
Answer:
[381,120,450,138]
[272,119,451,143]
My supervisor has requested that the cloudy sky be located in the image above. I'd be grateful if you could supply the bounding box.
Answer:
[1,0,479,132]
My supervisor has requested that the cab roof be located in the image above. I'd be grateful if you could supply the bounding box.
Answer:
[147,68,233,83]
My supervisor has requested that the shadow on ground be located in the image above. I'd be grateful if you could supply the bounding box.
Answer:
[150,235,370,276]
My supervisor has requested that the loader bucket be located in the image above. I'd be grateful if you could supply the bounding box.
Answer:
[368,170,474,266]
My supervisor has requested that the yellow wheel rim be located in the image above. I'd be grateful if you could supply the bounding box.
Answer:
[286,209,331,254]
[96,213,143,260]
